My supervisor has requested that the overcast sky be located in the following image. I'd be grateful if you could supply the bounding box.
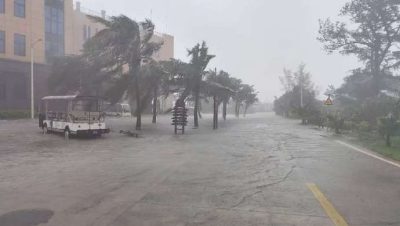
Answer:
[76,0,360,102]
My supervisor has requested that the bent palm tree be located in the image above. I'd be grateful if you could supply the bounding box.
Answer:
[231,78,243,117]
[141,60,169,123]
[188,42,215,128]
[238,84,258,117]
[84,15,162,130]
[205,69,235,129]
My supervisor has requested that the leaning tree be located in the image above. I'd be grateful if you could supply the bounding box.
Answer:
[205,69,235,128]
[84,16,162,130]
[209,70,235,121]
[187,42,215,128]
[141,60,170,124]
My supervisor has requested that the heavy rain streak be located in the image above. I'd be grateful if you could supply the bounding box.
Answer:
[1,0,400,225]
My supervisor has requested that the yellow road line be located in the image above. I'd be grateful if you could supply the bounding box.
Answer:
[306,183,349,226]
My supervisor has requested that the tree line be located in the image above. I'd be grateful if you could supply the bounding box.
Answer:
[275,0,400,147]
[48,15,258,131]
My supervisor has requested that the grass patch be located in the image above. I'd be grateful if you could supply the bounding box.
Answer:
[356,133,400,161]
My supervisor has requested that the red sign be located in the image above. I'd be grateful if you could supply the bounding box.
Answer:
[324,96,333,106]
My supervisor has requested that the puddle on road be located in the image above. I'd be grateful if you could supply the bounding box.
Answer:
[0,209,54,226]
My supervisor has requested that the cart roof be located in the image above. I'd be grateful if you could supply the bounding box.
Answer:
[41,95,100,101]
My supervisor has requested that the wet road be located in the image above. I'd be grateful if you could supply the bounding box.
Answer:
[0,113,399,226]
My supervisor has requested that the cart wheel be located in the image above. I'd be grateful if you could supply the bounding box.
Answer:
[42,124,48,134]
[64,128,70,140]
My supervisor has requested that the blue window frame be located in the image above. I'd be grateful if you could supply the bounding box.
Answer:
[0,0,5,14]
[14,33,26,56]
[0,31,5,53]
[45,0,65,61]
[14,0,25,18]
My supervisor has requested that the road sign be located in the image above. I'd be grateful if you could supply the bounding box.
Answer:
[324,95,333,106]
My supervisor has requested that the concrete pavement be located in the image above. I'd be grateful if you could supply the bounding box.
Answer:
[0,113,399,226]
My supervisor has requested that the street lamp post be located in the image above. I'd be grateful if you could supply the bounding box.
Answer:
[30,38,42,119]
[299,78,304,124]
[300,82,303,108]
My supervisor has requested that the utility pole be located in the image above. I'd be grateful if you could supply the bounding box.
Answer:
[30,38,42,119]
[300,80,304,108]
[300,78,305,124]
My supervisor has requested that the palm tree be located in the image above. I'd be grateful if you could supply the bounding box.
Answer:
[140,60,169,123]
[187,42,215,128]
[161,59,194,101]
[232,83,258,117]
[84,15,162,130]
[239,84,258,117]
[205,69,235,129]
[48,53,123,98]
[231,78,243,117]
[217,71,234,120]
[244,91,258,116]
[48,55,93,95]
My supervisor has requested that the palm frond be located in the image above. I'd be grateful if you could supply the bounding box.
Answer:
[87,15,112,27]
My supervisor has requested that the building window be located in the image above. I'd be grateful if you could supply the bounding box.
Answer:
[83,25,93,42]
[45,0,65,61]
[0,31,5,53]
[0,0,5,14]
[14,0,25,18]
[45,5,64,35]
[14,33,26,56]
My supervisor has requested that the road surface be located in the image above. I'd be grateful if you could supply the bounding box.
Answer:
[0,113,399,226]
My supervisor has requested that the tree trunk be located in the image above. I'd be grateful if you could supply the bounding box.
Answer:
[334,124,340,135]
[222,101,227,120]
[213,96,218,130]
[371,58,382,96]
[198,101,202,119]
[135,73,141,130]
[193,88,200,128]
[216,103,219,129]
[235,102,240,118]
[152,87,157,124]
[386,134,391,147]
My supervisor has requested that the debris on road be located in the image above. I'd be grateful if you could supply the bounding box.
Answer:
[119,130,140,138]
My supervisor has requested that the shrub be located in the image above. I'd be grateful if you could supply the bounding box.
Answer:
[357,121,372,132]
[327,113,345,134]
[343,120,354,131]
[378,116,400,147]
[0,110,30,120]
